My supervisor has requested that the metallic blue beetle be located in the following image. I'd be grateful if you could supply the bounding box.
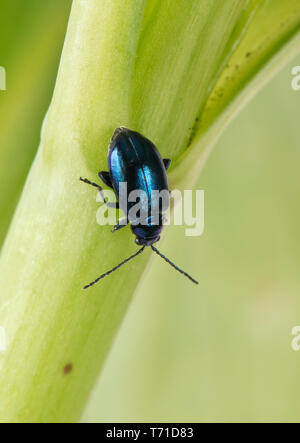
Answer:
[80,127,198,288]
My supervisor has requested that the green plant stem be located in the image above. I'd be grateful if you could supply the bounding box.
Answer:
[0,0,148,423]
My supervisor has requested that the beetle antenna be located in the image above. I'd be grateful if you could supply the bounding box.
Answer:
[83,246,145,289]
[151,245,199,285]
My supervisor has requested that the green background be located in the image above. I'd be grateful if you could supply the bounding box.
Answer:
[1,0,300,422]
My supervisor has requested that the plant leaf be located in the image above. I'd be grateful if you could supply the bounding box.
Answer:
[171,0,300,186]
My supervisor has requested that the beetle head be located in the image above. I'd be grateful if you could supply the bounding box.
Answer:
[131,214,163,246]
[135,235,161,247]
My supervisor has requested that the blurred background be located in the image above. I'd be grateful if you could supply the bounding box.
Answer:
[1,0,300,423]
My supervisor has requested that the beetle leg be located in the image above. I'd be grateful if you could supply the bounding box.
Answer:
[98,190,119,209]
[98,171,113,188]
[80,176,101,190]
[163,158,171,171]
[112,218,128,232]
[80,177,119,208]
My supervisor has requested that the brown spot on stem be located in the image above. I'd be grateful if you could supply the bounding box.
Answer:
[63,363,73,375]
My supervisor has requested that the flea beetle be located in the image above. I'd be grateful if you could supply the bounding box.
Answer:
[80,127,199,288]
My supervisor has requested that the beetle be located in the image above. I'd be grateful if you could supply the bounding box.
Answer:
[80,127,199,289]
